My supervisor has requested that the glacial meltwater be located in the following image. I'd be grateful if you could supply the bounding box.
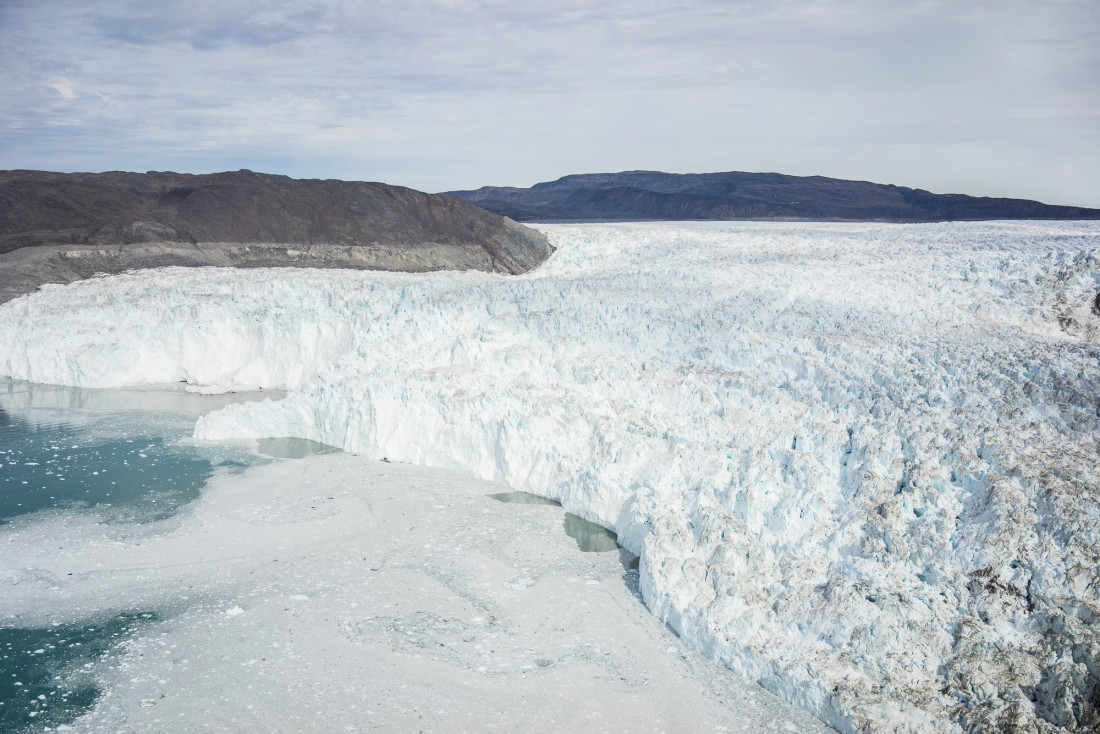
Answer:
[489,491,621,552]
[0,613,161,733]
[254,437,341,460]
[0,378,268,731]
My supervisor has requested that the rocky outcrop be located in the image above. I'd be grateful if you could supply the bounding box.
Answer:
[447,170,1100,223]
[0,169,553,302]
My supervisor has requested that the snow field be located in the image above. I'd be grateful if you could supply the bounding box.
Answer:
[1,221,1098,732]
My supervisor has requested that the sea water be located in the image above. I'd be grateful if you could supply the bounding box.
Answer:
[0,408,253,525]
[0,613,161,732]
[0,379,270,731]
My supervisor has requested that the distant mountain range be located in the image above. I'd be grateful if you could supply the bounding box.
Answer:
[446,170,1100,222]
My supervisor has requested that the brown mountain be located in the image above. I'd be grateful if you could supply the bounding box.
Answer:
[0,169,553,303]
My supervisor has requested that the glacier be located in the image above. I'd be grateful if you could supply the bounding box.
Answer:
[1,221,1098,732]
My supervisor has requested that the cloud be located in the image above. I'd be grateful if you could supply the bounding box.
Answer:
[91,0,327,49]
[47,78,77,100]
[1,0,1098,206]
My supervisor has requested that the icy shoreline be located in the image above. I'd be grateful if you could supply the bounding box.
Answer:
[2,221,1099,732]
[0,451,831,733]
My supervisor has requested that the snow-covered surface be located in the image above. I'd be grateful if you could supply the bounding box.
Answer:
[2,221,1099,731]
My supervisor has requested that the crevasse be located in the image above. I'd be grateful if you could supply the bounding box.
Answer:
[2,221,1098,733]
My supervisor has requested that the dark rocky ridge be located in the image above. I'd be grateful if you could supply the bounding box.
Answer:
[0,169,553,303]
[447,170,1100,222]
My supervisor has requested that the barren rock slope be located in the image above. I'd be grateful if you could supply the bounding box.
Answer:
[0,169,552,302]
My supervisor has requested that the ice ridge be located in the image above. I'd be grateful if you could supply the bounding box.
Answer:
[1,221,1099,732]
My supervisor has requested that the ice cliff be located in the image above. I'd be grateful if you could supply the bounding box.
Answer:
[2,221,1098,733]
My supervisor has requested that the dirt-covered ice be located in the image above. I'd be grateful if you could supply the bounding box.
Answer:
[2,221,1099,732]
[0,453,829,732]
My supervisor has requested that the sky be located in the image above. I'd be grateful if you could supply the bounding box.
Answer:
[1,0,1098,206]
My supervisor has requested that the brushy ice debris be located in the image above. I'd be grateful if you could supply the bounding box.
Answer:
[2,221,1099,733]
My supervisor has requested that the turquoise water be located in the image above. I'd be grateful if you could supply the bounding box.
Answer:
[0,380,272,525]
[489,490,621,552]
[0,408,259,524]
[563,512,620,552]
[0,379,273,730]
[256,436,341,459]
[488,490,561,507]
[0,613,159,733]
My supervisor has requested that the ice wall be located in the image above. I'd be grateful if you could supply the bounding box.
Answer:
[2,221,1099,732]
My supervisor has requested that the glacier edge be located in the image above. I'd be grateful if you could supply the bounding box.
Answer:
[3,221,1099,733]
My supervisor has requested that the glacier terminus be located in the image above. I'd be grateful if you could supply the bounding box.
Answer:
[1,221,1098,733]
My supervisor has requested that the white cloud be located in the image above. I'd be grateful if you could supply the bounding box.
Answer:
[47,78,77,99]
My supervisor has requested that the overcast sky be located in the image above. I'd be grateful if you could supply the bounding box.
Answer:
[1,0,1098,206]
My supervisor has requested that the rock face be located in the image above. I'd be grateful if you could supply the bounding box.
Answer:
[447,170,1100,222]
[0,169,553,302]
